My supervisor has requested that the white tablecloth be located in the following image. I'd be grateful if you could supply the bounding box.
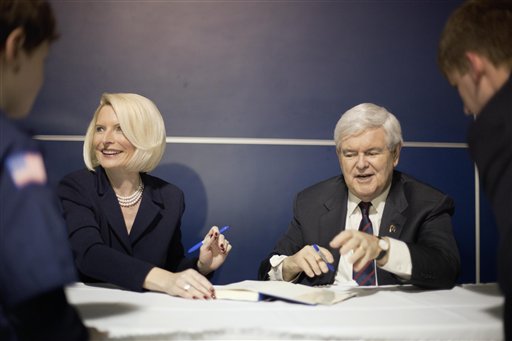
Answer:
[65,282,504,340]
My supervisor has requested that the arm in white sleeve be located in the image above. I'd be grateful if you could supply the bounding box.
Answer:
[379,238,412,280]
[268,255,287,281]
[267,255,301,282]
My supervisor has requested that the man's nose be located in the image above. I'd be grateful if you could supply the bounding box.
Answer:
[356,154,368,168]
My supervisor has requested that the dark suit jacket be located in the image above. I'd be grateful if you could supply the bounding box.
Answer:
[58,167,197,292]
[258,171,460,289]
[467,74,511,337]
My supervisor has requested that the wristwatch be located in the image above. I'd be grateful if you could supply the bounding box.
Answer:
[376,236,390,261]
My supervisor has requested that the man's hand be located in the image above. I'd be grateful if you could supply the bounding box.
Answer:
[282,245,334,281]
[330,230,388,270]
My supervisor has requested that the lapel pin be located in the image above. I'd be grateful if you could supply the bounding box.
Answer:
[389,224,397,233]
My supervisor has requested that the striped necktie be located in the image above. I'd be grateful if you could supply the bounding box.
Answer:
[353,201,376,286]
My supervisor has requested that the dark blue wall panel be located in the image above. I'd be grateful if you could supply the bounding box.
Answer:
[31,0,497,286]
[30,1,467,140]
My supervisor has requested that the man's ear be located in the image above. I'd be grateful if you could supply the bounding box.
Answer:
[465,51,485,83]
[335,144,341,156]
[4,27,25,63]
[392,144,401,167]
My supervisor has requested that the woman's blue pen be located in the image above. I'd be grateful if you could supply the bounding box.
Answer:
[187,226,230,253]
[312,243,335,272]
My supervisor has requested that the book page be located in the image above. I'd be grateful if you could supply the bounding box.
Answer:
[214,280,356,305]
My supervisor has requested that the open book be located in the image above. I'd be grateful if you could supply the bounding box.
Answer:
[214,280,356,305]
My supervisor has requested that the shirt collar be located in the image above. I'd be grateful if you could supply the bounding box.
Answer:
[347,184,391,215]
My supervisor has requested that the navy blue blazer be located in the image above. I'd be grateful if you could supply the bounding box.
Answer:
[1,113,87,340]
[468,75,512,337]
[258,171,461,289]
[58,167,197,292]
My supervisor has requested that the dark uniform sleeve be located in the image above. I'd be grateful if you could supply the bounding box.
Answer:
[0,116,87,340]
[467,76,512,339]
[7,288,88,341]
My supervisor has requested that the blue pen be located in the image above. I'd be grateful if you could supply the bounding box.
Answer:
[187,226,230,253]
[312,244,335,272]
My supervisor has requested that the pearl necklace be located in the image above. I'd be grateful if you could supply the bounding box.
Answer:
[116,182,144,207]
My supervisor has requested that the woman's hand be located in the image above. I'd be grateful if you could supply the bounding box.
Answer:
[143,267,215,299]
[197,225,232,275]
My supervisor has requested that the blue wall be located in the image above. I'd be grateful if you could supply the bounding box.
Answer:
[28,0,498,285]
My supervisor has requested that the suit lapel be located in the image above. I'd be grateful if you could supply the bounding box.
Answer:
[96,168,133,253]
[319,186,348,242]
[319,176,348,281]
[380,172,407,239]
[129,175,163,245]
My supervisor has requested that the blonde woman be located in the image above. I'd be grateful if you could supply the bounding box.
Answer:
[58,93,231,299]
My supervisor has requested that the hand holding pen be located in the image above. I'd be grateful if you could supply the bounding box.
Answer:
[312,244,335,272]
[191,226,232,275]
[188,225,230,253]
[282,243,335,281]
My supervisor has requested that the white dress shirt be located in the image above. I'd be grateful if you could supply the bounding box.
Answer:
[268,186,412,285]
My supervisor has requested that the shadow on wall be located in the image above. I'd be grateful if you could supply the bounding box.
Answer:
[151,162,208,256]
[152,162,235,284]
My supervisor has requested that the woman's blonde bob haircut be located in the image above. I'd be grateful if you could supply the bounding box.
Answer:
[83,93,166,173]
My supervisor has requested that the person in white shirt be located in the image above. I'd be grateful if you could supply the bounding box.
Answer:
[258,103,460,289]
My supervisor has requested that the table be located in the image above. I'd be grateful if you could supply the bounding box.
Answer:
[65,282,504,340]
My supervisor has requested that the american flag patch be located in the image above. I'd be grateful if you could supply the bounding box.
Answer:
[6,152,47,188]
